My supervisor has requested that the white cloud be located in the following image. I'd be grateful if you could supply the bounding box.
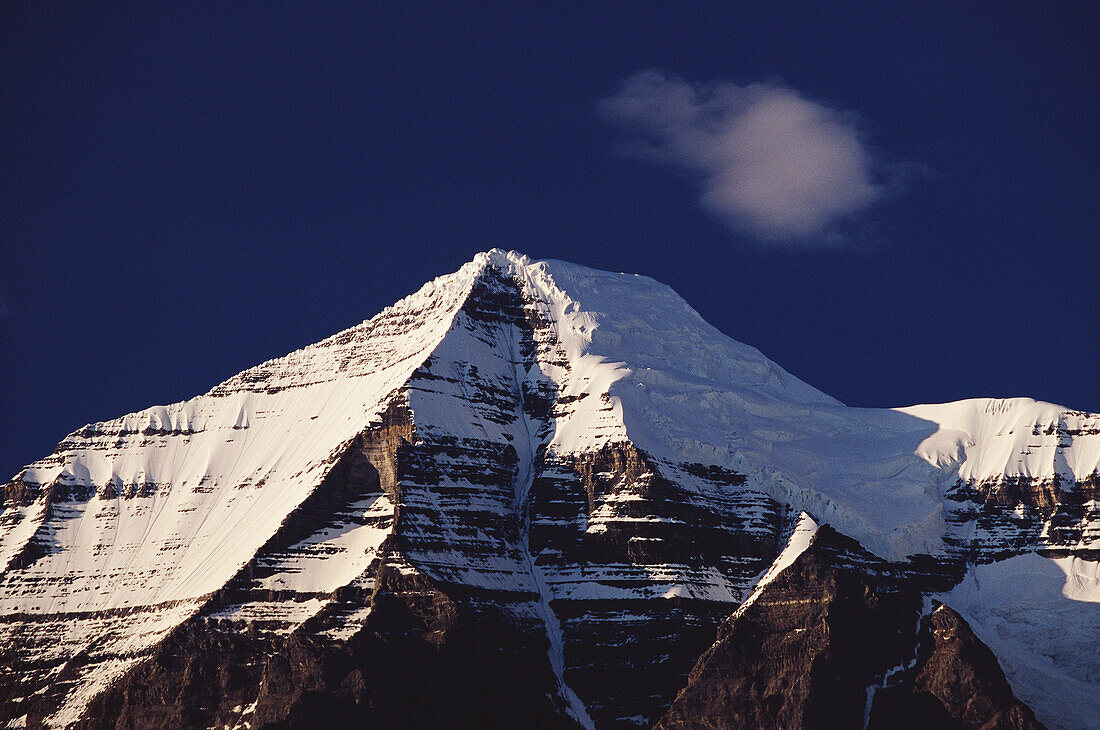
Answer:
[599,71,919,246]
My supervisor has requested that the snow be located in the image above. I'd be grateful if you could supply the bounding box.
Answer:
[541,562,743,603]
[939,553,1100,730]
[900,398,1100,482]
[253,495,393,594]
[467,251,1098,563]
[3,249,1098,726]
[479,253,941,560]
[503,252,838,459]
[207,598,331,632]
[733,511,819,618]
[1,256,483,614]
[8,251,1097,596]
[10,249,1085,608]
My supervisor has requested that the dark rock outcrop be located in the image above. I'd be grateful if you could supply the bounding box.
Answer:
[248,565,576,730]
[867,605,1044,730]
[655,525,1045,730]
[656,526,924,730]
[533,444,784,728]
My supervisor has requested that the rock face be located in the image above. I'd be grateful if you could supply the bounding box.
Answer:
[1,250,1098,729]
[866,605,1043,730]
[656,523,916,729]
[657,523,1043,730]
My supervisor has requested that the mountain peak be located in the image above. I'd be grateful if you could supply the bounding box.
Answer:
[2,254,1098,729]
[472,247,533,268]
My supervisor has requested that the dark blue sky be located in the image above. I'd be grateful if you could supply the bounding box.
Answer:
[2,2,1097,479]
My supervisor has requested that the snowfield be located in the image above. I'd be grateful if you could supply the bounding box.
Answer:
[940,554,1100,730]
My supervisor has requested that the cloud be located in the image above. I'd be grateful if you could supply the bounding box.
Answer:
[599,71,921,246]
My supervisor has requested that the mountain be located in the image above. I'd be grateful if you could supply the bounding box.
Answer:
[1,250,1097,730]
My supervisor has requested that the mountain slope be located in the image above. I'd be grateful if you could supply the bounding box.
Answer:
[1,250,1097,729]
[656,520,1042,730]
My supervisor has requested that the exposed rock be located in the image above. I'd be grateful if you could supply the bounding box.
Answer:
[866,605,1044,730]
[656,526,923,730]
[656,525,1049,730]
[66,621,273,730]
[250,565,578,730]
[533,444,783,727]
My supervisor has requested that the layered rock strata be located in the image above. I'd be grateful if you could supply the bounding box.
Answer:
[657,522,1043,730]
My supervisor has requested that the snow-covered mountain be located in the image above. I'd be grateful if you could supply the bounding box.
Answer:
[2,250,1097,729]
